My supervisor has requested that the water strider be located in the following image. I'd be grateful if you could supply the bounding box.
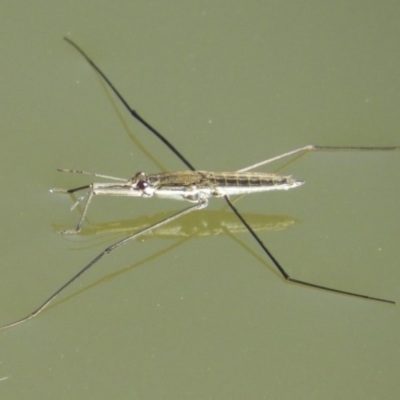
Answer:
[1,38,399,330]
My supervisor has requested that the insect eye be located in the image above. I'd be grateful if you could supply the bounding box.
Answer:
[137,180,149,190]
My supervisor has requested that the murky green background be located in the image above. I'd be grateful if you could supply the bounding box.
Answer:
[1,2,399,399]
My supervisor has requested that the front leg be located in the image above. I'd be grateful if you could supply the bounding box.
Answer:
[51,186,95,234]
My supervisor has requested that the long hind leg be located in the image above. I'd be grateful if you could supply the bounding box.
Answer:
[238,145,400,172]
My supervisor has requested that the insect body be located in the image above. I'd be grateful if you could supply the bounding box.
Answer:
[56,169,303,235]
[95,171,302,200]
[139,171,303,199]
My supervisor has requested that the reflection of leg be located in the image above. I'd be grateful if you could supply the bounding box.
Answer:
[238,144,400,172]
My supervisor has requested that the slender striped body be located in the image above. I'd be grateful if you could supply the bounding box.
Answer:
[91,170,304,203]
[148,171,300,189]
[148,171,303,199]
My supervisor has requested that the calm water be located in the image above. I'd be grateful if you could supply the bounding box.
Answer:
[1,2,399,399]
